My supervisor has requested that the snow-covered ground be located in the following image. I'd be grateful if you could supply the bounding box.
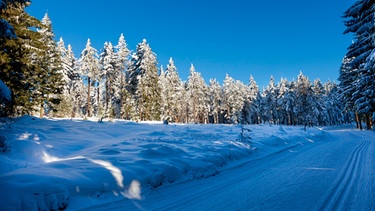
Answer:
[0,116,374,210]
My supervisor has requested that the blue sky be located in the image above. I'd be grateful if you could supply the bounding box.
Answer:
[27,0,356,88]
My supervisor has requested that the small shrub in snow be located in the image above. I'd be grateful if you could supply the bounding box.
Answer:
[0,135,10,153]
[238,126,252,143]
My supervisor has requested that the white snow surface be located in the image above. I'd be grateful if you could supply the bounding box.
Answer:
[0,116,374,210]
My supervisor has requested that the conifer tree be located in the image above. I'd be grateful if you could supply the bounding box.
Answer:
[244,76,260,124]
[161,58,182,122]
[295,72,314,127]
[222,74,245,124]
[127,39,160,120]
[79,38,99,117]
[341,0,375,129]
[208,78,222,123]
[114,33,130,118]
[32,12,64,118]
[276,78,290,125]
[186,64,207,123]
[100,41,117,117]
[0,1,43,115]
[261,76,278,124]
[0,0,29,39]
[56,38,83,117]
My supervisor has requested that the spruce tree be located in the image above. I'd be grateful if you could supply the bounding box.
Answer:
[162,58,182,122]
[342,0,375,129]
[100,41,117,117]
[186,64,207,123]
[127,39,160,120]
[261,76,278,124]
[208,78,222,123]
[78,38,99,117]
[114,33,130,118]
[0,2,50,116]
[32,12,64,118]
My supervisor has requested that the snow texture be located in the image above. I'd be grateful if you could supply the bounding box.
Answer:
[0,116,374,210]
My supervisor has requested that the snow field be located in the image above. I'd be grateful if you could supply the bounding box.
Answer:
[0,116,325,210]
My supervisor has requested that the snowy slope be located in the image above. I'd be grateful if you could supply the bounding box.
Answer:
[1,116,368,210]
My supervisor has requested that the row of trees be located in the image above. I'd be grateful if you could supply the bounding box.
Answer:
[50,27,346,126]
[340,0,374,130]
[0,0,371,129]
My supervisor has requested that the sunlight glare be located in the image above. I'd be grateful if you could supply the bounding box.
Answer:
[122,180,142,200]
[88,159,124,188]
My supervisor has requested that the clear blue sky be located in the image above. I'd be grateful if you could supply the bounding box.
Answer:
[27,0,356,88]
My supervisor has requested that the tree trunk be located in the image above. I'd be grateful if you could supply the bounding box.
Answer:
[87,77,91,117]
[366,113,373,130]
[39,100,44,118]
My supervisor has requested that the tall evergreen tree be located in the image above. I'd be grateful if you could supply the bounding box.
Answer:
[244,75,260,124]
[162,58,182,122]
[341,0,375,129]
[78,38,99,117]
[100,41,117,117]
[0,0,29,40]
[114,33,130,118]
[261,76,278,124]
[295,72,314,127]
[0,1,43,115]
[186,64,207,123]
[31,12,64,118]
[208,78,222,123]
[222,74,245,124]
[127,39,160,120]
[56,38,83,117]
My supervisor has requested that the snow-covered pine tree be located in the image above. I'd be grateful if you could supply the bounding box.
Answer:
[178,81,189,123]
[127,39,161,121]
[276,78,290,125]
[324,81,344,126]
[78,38,100,117]
[114,33,130,118]
[100,41,117,118]
[342,0,375,130]
[34,12,64,118]
[0,1,41,115]
[222,74,246,124]
[163,58,182,122]
[311,78,326,126]
[249,91,263,124]
[294,72,314,127]
[244,75,260,124]
[261,76,278,124]
[208,78,222,123]
[0,0,29,40]
[186,64,208,123]
[159,65,168,120]
[339,56,358,125]
[55,37,74,117]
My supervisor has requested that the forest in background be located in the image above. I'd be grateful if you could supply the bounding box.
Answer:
[0,0,373,130]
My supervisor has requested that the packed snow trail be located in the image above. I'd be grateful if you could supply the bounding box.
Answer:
[82,128,375,211]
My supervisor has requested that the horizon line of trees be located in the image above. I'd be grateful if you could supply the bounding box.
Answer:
[0,1,373,129]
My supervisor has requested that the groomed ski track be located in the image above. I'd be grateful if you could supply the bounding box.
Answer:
[81,127,375,211]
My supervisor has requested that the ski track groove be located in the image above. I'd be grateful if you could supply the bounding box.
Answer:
[319,140,369,211]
